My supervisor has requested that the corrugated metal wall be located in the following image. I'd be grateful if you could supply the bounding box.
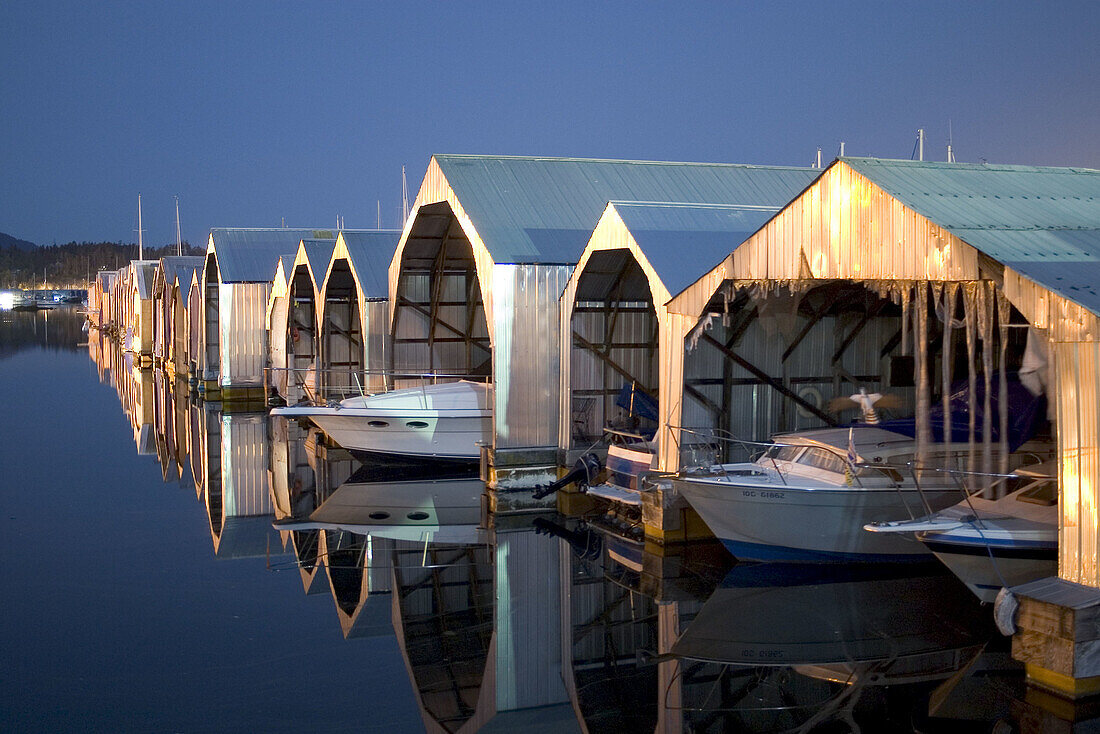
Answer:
[364,300,390,393]
[681,311,904,449]
[219,282,271,387]
[568,302,657,441]
[493,264,573,449]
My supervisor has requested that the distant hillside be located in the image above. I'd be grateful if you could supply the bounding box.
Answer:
[0,239,204,289]
[0,232,37,251]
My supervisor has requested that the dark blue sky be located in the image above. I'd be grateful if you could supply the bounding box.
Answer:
[2,1,1097,249]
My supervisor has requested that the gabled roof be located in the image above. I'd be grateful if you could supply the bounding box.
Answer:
[130,260,159,300]
[159,256,206,289]
[297,238,337,292]
[610,201,783,297]
[335,230,402,299]
[843,157,1100,314]
[432,154,820,264]
[208,228,335,283]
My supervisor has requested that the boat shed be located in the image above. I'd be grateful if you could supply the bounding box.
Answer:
[89,270,116,329]
[152,256,205,376]
[125,260,158,364]
[203,228,333,403]
[266,253,299,402]
[389,155,816,484]
[281,238,337,404]
[559,201,799,461]
[320,230,402,396]
[663,157,1100,590]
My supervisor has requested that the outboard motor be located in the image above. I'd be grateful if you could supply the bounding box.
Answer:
[532,452,602,499]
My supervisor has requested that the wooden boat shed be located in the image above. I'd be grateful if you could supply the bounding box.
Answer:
[559,200,811,464]
[273,238,336,404]
[663,157,1100,595]
[202,228,333,403]
[266,252,300,402]
[151,255,204,376]
[389,155,816,485]
[319,230,401,396]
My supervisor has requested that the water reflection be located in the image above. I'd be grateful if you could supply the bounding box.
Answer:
[0,305,87,358]
[82,335,1100,733]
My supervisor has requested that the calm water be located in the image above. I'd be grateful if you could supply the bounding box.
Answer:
[0,308,1045,732]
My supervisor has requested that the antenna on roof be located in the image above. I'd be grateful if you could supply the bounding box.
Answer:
[401,166,410,223]
[839,141,846,157]
[946,120,956,163]
[814,148,822,168]
[281,216,286,228]
[135,194,145,261]
[377,200,381,229]
[174,195,182,256]
[912,129,926,161]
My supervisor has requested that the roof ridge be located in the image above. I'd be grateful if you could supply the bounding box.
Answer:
[434,153,811,170]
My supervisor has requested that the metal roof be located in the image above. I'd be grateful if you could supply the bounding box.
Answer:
[433,155,820,264]
[208,228,336,283]
[843,157,1100,314]
[131,260,159,300]
[337,230,402,298]
[299,239,337,289]
[158,256,206,289]
[611,201,782,297]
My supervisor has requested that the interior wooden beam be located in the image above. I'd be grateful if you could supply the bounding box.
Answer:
[700,332,838,426]
[573,330,653,394]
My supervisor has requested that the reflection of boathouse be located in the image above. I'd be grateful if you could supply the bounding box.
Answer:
[195,408,287,559]
[390,526,575,732]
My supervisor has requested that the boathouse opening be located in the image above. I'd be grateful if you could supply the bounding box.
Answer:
[203,254,220,384]
[320,259,364,398]
[288,262,320,403]
[390,202,491,384]
[567,249,659,448]
[680,279,1046,474]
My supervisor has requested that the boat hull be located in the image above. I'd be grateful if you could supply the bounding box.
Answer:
[277,406,491,462]
[920,533,1057,603]
[674,477,963,562]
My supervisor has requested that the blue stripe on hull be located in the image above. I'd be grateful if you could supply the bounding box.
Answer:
[720,538,932,564]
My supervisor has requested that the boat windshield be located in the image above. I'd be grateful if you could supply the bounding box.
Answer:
[1016,478,1057,506]
[760,445,802,463]
[796,447,848,475]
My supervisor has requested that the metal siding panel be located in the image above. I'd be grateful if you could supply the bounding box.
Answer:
[495,532,566,711]
[221,282,270,386]
[493,264,573,449]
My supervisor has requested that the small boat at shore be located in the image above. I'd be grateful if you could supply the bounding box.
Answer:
[865,462,1057,602]
[272,380,492,464]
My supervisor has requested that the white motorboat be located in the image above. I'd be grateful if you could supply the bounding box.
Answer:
[672,426,1000,563]
[272,380,492,463]
[273,476,486,545]
[865,463,1057,602]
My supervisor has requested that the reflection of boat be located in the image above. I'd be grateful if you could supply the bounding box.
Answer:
[272,380,492,463]
[673,427,989,562]
[865,463,1057,602]
[673,564,991,682]
[274,476,486,545]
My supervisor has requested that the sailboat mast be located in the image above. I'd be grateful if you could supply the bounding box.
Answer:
[175,195,182,256]
[137,194,144,261]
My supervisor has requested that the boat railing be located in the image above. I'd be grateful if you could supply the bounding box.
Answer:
[265,366,490,406]
[669,426,901,490]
